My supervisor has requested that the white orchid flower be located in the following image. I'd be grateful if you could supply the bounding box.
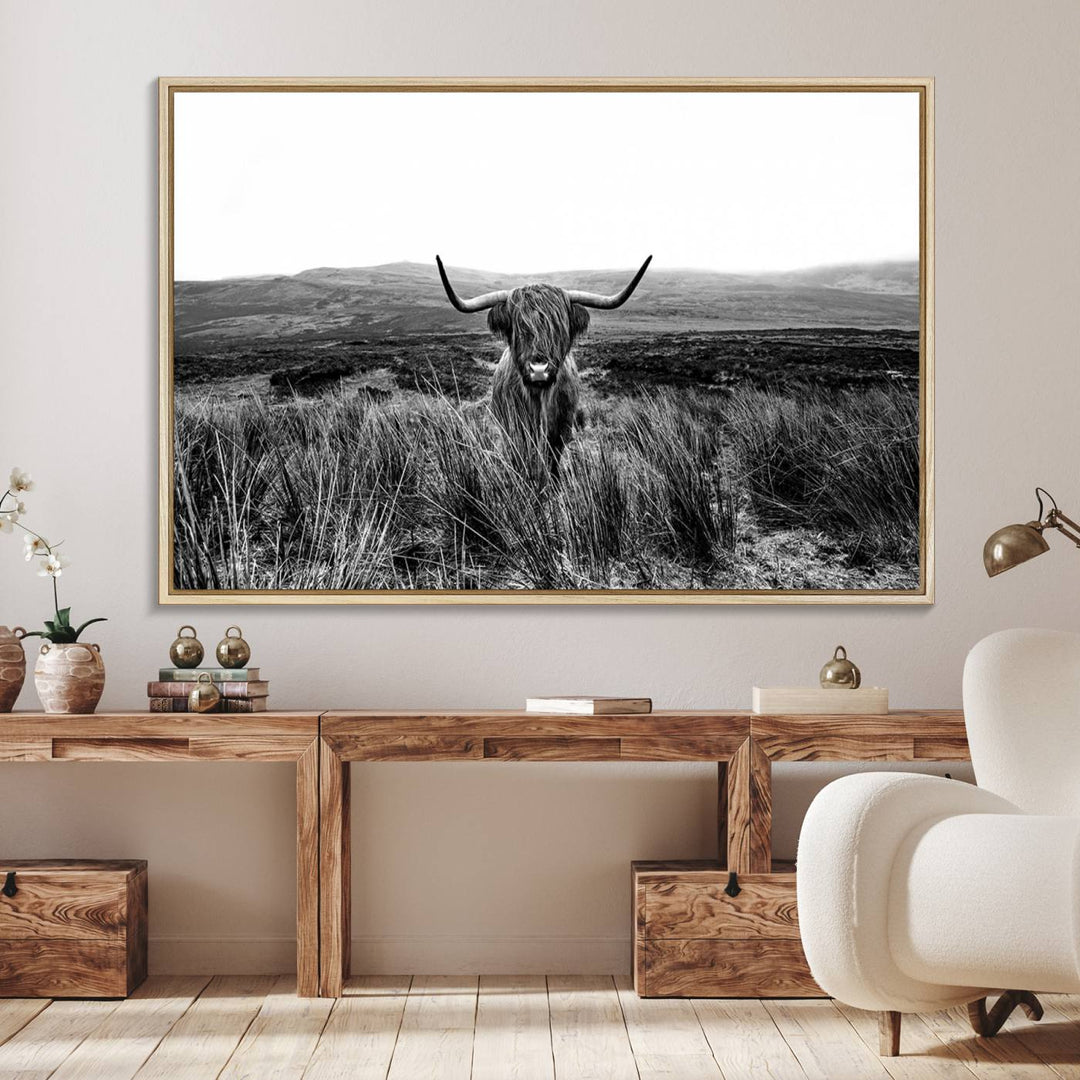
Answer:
[23,534,49,560]
[38,552,69,577]
[8,468,33,493]
[0,514,13,535]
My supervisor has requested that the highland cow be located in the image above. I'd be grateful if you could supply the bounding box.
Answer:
[436,255,652,475]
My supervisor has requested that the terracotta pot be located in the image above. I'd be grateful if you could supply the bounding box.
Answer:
[34,642,106,715]
[0,626,27,713]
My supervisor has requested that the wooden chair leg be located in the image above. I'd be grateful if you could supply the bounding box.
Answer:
[879,1010,902,1056]
[968,991,1044,1038]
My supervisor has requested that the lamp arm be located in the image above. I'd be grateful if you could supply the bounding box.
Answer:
[1048,509,1080,548]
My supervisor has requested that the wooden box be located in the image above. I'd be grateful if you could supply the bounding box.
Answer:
[632,860,822,998]
[752,686,888,714]
[0,859,148,998]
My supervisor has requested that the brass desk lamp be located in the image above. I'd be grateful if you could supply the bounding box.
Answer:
[984,488,1080,577]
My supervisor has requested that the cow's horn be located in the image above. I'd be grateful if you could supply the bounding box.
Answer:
[567,256,653,310]
[436,256,510,313]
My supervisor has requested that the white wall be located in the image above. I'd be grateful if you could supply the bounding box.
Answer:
[2,0,1078,974]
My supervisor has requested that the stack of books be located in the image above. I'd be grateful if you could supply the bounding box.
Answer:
[147,667,269,713]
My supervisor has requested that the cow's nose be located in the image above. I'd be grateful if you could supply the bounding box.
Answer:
[528,362,550,380]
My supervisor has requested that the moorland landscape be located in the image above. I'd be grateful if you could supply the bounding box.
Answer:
[172,261,921,593]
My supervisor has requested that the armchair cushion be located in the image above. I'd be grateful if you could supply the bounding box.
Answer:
[890,811,1080,993]
[797,772,1018,1012]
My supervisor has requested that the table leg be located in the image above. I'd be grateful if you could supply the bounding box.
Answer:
[717,761,728,869]
[726,738,772,874]
[319,738,351,997]
[296,738,320,997]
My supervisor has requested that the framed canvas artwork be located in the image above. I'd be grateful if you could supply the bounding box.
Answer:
[159,78,933,605]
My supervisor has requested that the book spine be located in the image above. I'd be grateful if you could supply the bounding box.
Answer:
[221,698,268,713]
[147,697,269,713]
[148,697,191,712]
[147,681,269,699]
[157,669,260,682]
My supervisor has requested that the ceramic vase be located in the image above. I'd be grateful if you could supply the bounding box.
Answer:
[34,642,106,714]
[0,626,27,713]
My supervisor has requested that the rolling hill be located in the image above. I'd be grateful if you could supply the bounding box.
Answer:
[174,260,919,348]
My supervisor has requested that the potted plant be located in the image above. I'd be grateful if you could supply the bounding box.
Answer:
[1,468,108,714]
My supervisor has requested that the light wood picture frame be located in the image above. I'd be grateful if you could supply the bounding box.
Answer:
[159,77,933,605]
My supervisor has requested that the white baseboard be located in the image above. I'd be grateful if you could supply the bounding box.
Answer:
[149,935,630,975]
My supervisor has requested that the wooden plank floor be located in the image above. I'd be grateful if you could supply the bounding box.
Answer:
[2,976,1079,1079]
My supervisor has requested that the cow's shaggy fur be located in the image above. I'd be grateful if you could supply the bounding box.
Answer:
[486,284,589,477]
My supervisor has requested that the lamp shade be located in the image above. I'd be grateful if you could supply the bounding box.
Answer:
[983,522,1050,577]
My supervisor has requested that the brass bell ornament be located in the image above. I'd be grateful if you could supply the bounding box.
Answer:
[187,672,221,713]
[216,626,251,669]
[169,625,204,669]
[820,645,861,689]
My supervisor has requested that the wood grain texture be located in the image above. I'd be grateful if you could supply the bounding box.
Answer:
[386,975,478,1080]
[483,737,620,761]
[472,975,554,1080]
[324,710,750,743]
[765,998,892,1079]
[0,873,126,940]
[329,735,482,761]
[643,875,800,940]
[0,860,147,999]
[319,740,350,998]
[0,711,320,738]
[190,736,315,761]
[548,975,638,1080]
[217,975,334,1080]
[620,735,746,760]
[51,738,192,761]
[918,1003,1048,1076]
[753,710,967,761]
[296,740,320,999]
[833,1001,977,1079]
[0,998,50,1047]
[644,939,820,998]
[727,738,772,873]
[0,740,50,762]
[614,974,721,1079]
[303,976,410,1080]
[131,974,277,1080]
[126,870,148,999]
[0,997,120,1079]
[716,761,728,868]
[693,997,806,1080]
[47,975,209,1080]
[0,941,129,998]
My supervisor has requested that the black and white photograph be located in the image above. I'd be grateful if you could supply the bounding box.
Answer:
[162,81,932,603]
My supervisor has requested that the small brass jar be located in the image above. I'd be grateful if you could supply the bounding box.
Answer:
[820,645,861,689]
[169,625,204,669]
[188,672,221,713]
[216,626,251,669]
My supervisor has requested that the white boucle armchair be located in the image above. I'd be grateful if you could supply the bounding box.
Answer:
[797,628,1080,1056]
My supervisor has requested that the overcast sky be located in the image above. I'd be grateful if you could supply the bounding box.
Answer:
[174,90,920,281]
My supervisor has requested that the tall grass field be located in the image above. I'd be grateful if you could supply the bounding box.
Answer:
[173,376,919,592]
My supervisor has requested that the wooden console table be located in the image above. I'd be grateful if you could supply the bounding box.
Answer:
[318,708,969,998]
[0,712,322,997]
[2,708,970,999]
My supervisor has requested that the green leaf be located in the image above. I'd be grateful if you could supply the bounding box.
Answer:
[43,621,56,634]
[73,617,107,641]
[55,607,71,627]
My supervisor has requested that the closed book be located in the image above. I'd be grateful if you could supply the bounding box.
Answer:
[147,680,269,699]
[147,697,191,712]
[157,668,261,682]
[147,697,269,713]
[525,696,652,715]
[221,698,268,713]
